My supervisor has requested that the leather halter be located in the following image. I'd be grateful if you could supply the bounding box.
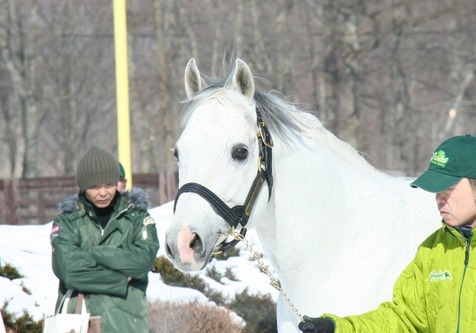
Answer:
[173,111,274,254]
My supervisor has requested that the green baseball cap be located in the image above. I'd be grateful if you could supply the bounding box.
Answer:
[411,135,476,192]
[119,162,126,178]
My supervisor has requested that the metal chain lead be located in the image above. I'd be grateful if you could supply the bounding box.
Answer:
[227,227,304,322]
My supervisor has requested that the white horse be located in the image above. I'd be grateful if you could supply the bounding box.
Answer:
[165,58,441,332]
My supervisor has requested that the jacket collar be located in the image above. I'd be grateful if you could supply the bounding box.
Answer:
[445,222,473,241]
[79,192,122,222]
[58,187,150,214]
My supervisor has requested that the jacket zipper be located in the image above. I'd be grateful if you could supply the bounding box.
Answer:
[101,207,128,236]
[456,237,471,333]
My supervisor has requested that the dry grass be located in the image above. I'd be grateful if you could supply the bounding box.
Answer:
[148,300,243,333]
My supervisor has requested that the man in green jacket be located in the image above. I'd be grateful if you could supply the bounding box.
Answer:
[50,145,160,333]
[299,135,476,333]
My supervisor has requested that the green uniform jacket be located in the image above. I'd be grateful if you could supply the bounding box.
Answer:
[50,188,160,333]
[324,223,476,333]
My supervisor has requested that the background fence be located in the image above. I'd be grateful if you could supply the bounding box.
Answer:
[0,174,160,225]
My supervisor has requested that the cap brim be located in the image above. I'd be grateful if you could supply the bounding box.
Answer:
[410,169,461,193]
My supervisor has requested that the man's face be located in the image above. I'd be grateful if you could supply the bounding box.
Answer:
[436,178,476,228]
[85,183,117,208]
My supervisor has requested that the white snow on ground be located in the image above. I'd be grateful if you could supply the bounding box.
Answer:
[0,201,278,321]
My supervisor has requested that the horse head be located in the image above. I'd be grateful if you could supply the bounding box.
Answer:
[165,58,272,271]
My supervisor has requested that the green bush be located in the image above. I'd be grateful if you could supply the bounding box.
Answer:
[153,256,207,290]
[214,246,240,260]
[229,289,277,333]
[205,265,224,283]
[224,267,239,281]
[152,256,225,305]
[0,262,23,280]
[2,301,43,333]
[203,288,226,306]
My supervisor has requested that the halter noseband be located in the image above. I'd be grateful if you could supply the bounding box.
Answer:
[173,111,273,254]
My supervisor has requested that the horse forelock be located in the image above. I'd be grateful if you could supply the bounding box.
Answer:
[180,81,225,128]
[180,85,253,129]
[180,84,316,145]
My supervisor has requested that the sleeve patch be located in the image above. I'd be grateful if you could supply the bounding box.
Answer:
[50,225,60,244]
[143,216,155,226]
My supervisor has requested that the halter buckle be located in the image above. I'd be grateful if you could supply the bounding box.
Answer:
[258,121,274,148]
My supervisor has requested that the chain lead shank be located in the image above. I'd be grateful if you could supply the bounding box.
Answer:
[229,228,304,322]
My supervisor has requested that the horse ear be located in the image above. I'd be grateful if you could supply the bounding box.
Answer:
[232,59,255,100]
[184,58,205,98]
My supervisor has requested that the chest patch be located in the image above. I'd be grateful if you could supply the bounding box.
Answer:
[429,270,453,282]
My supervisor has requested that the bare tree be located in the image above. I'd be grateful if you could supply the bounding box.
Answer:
[1,0,476,187]
[275,0,294,94]
[154,0,178,203]
[37,1,116,176]
[440,0,475,140]
[0,0,40,178]
[127,5,158,175]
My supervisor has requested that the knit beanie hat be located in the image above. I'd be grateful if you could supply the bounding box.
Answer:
[76,145,120,192]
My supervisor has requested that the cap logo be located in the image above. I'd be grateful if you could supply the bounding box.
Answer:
[430,150,449,168]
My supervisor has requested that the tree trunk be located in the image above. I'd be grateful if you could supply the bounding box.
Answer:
[0,0,40,178]
[154,0,178,203]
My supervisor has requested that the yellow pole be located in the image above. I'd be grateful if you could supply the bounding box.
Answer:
[113,0,132,189]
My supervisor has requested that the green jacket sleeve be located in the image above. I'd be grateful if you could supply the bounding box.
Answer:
[324,252,429,333]
[52,214,129,296]
[90,213,160,280]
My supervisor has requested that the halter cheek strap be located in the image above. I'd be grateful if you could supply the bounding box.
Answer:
[173,111,273,253]
[257,112,273,198]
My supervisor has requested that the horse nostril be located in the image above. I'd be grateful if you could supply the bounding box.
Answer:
[166,243,174,259]
[165,237,175,259]
[190,233,203,254]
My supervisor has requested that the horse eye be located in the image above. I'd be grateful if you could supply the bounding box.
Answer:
[232,145,248,161]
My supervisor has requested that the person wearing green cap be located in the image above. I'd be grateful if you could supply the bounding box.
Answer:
[298,135,476,333]
[117,162,127,191]
[49,145,160,333]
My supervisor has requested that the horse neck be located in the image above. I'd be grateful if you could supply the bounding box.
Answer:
[253,116,410,277]
[276,112,383,183]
